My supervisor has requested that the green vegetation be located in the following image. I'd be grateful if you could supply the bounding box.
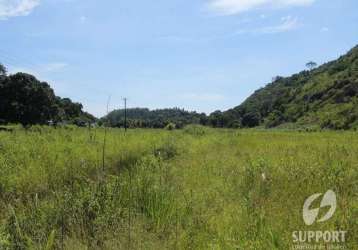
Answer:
[215,45,358,129]
[103,45,358,130]
[0,67,96,127]
[2,44,358,130]
[0,127,356,249]
[1,46,357,249]
[103,108,206,129]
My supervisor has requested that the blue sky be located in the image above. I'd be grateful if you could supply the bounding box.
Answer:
[0,0,357,117]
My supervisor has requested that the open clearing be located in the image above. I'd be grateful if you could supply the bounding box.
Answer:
[0,126,357,249]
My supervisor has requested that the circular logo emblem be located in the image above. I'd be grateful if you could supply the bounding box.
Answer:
[303,190,337,226]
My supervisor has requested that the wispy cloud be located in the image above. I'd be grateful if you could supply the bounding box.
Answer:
[207,0,315,15]
[0,0,41,20]
[257,15,299,34]
[235,15,299,35]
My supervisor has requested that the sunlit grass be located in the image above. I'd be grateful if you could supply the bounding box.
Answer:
[0,126,357,249]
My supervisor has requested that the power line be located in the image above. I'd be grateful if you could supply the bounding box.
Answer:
[123,98,127,132]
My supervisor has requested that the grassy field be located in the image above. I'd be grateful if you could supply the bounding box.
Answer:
[0,126,357,249]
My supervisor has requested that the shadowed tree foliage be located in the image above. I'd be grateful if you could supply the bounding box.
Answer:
[0,63,6,76]
[0,67,97,126]
[0,73,59,126]
[103,108,206,129]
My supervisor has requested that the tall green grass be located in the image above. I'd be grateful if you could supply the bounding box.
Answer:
[0,127,357,249]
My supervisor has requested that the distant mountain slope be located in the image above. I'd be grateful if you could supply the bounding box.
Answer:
[220,45,358,129]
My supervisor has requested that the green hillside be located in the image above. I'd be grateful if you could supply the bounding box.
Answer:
[219,45,358,129]
[102,44,358,130]
[2,45,358,130]
[104,108,206,128]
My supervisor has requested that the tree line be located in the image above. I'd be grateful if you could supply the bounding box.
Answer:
[102,108,207,129]
[0,63,96,127]
[2,43,358,130]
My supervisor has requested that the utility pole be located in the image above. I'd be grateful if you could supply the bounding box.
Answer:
[123,98,127,132]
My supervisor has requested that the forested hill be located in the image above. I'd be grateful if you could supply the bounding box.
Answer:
[2,44,358,130]
[213,45,358,129]
[0,66,96,126]
[103,108,206,128]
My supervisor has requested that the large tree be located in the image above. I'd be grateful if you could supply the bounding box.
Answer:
[306,61,317,70]
[0,63,6,76]
[0,73,59,126]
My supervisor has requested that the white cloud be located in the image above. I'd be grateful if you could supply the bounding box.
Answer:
[257,15,299,33]
[235,15,299,35]
[0,0,40,19]
[207,0,315,15]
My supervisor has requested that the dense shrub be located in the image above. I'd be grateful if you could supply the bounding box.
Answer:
[164,123,176,130]
[183,124,209,136]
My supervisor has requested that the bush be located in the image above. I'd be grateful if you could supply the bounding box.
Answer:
[183,124,208,136]
[164,123,176,130]
[242,112,261,127]
[154,139,178,160]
